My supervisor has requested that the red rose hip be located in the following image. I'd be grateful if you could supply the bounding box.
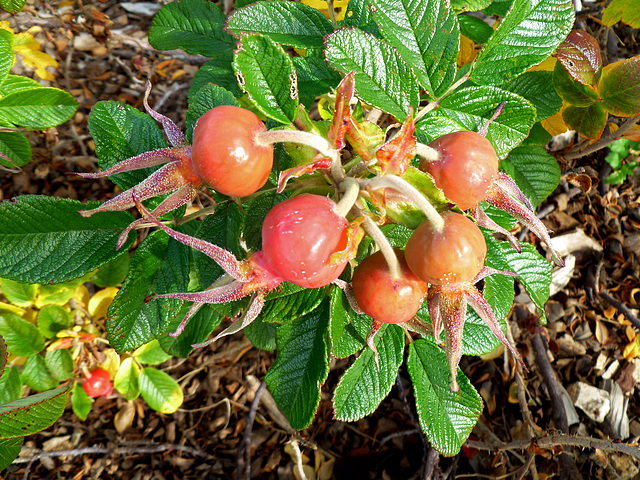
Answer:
[82,368,113,398]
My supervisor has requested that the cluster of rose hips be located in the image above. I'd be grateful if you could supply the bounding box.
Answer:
[78,75,561,391]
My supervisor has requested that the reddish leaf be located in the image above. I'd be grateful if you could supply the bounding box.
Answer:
[600,56,640,117]
[276,154,333,192]
[376,112,416,176]
[555,30,602,87]
[553,60,599,107]
[562,103,607,139]
[328,72,355,150]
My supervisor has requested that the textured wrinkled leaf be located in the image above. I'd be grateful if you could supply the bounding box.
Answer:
[0,131,31,168]
[243,191,290,252]
[500,146,561,207]
[451,0,492,11]
[159,305,222,358]
[562,102,606,139]
[233,33,298,124]
[602,0,640,29]
[482,0,514,16]
[0,30,13,83]
[71,381,93,421]
[245,316,277,351]
[148,0,233,56]
[293,56,342,108]
[193,202,244,288]
[0,385,70,438]
[414,85,536,158]
[265,301,330,430]
[369,0,459,97]
[0,366,22,405]
[138,368,183,414]
[333,323,404,421]
[261,284,328,324]
[87,101,168,191]
[343,0,381,36]
[185,84,240,141]
[407,339,482,456]
[21,354,58,392]
[502,71,562,121]
[600,57,640,117]
[0,75,41,96]
[44,349,73,382]
[325,28,419,120]
[458,14,494,44]
[91,253,130,288]
[0,88,78,128]
[555,30,602,87]
[189,55,242,102]
[471,0,575,85]
[0,437,23,471]
[0,313,44,357]
[0,0,26,13]
[0,196,135,284]
[329,287,369,358]
[106,230,190,353]
[227,1,334,49]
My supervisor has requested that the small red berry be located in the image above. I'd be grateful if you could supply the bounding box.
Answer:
[261,194,349,288]
[82,368,113,398]
[405,212,486,286]
[352,249,428,324]
[191,106,273,197]
[421,131,499,210]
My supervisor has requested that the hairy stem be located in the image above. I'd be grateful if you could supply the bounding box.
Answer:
[334,177,360,217]
[361,214,401,279]
[360,175,444,232]
[415,142,439,162]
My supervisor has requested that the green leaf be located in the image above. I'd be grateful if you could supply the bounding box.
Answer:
[106,230,190,353]
[293,56,342,108]
[87,101,167,191]
[0,75,42,97]
[369,0,459,97]
[185,84,240,141]
[188,55,243,103]
[243,191,290,252]
[37,305,72,339]
[324,28,419,120]
[470,0,575,85]
[138,367,183,414]
[482,0,513,16]
[0,313,44,356]
[21,354,58,392]
[329,287,369,358]
[227,1,334,49]
[0,366,22,405]
[343,0,381,36]
[148,0,234,57]
[114,357,140,401]
[458,14,494,44]
[0,277,37,306]
[91,252,130,288]
[233,33,299,124]
[600,56,640,117]
[0,437,23,472]
[333,323,404,421]
[44,349,74,382]
[0,335,5,378]
[407,339,482,456]
[553,59,599,107]
[0,196,135,284]
[521,122,552,146]
[555,30,602,87]
[265,301,330,430]
[562,102,606,139]
[244,316,277,351]
[133,339,172,365]
[0,131,31,168]
[602,0,640,29]
[0,0,26,13]
[159,305,222,358]
[502,71,562,121]
[415,85,536,158]
[0,88,78,128]
[0,30,13,84]
[452,0,492,11]
[500,146,561,207]
[71,381,93,421]
[0,385,69,438]
[260,284,328,324]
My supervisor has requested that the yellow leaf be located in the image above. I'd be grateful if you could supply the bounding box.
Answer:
[88,287,119,320]
[529,56,557,72]
[541,106,570,137]
[301,0,349,21]
[457,35,477,68]
[623,336,640,359]
[13,33,58,81]
[99,348,121,377]
[0,21,14,34]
